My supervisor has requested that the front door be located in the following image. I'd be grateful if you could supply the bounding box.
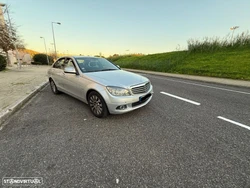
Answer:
[62,58,84,100]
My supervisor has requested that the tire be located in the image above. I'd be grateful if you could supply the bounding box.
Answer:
[88,91,108,118]
[50,79,60,94]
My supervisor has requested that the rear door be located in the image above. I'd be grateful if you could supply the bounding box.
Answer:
[51,58,66,90]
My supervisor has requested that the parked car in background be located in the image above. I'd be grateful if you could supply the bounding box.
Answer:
[47,56,153,118]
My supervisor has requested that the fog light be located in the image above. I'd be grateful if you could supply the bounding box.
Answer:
[116,105,127,110]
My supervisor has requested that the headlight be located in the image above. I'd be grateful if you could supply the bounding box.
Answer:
[106,86,131,96]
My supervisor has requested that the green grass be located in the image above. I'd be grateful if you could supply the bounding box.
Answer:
[176,47,250,79]
[108,45,250,80]
[108,32,250,80]
[109,51,188,72]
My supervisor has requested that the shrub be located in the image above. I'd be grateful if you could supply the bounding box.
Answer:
[0,55,7,71]
[31,61,42,65]
[33,54,54,65]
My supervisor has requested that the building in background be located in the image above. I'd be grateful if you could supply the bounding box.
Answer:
[5,50,32,65]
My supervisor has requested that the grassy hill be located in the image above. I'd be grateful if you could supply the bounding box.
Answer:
[108,33,250,80]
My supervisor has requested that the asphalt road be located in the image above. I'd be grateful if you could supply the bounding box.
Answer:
[0,74,250,187]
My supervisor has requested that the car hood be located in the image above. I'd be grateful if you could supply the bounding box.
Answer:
[84,70,149,87]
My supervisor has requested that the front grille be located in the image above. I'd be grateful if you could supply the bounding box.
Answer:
[131,82,150,94]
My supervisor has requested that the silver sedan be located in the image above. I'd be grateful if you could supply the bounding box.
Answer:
[47,56,153,118]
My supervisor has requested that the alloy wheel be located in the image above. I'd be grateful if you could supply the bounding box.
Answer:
[89,95,103,115]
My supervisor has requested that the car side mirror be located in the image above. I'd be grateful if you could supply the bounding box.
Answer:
[64,66,76,74]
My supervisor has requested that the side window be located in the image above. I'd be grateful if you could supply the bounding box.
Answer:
[53,58,65,69]
[64,58,78,74]
[65,59,75,69]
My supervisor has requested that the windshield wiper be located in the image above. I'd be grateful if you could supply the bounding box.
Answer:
[85,70,98,72]
[100,69,117,71]
[85,69,117,73]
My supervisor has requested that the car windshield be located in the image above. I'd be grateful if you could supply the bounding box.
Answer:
[74,57,119,73]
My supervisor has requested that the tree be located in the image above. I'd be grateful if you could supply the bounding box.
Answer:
[49,52,57,61]
[0,55,7,71]
[0,5,25,66]
[33,53,54,65]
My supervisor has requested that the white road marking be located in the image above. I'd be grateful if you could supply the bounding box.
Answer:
[160,92,201,105]
[217,116,250,131]
[116,178,119,184]
[148,75,250,95]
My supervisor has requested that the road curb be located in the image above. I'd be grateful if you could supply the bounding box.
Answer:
[0,81,48,129]
[124,69,250,88]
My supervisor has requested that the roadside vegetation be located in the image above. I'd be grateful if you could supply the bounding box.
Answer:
[32,53,54,65]
[0,55,7,71]
[108,31,250,80]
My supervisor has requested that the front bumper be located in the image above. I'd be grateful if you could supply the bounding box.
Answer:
[103,85,153,114]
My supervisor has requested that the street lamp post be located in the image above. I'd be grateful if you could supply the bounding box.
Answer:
[230,26,239,45]
[1,3,21,68]
[51,22,61,59]
[40,37,49,65]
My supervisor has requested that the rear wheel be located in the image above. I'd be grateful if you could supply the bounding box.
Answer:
[88,91,108,118]
[50,79,60,94]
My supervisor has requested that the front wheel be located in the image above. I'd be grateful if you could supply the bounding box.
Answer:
[88,91,108,118]
[49,79,60,94]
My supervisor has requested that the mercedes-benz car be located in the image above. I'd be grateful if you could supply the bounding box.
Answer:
[47,56,153,118]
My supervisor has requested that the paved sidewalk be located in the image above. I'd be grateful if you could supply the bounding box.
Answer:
[0,65,49,125]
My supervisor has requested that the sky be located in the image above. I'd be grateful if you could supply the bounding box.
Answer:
[1,0,250,57]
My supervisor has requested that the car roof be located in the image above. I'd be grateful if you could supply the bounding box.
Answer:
[73,56,101,59]
[58,56,101,59]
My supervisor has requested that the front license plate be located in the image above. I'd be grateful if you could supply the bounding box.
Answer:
[139,95,144,102]
[139,93,151,102]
